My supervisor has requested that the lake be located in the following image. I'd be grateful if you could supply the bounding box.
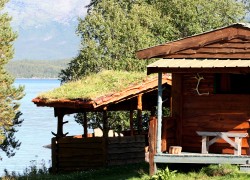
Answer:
[0,79,84,175]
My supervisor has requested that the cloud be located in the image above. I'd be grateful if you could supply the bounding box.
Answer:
[5,0,90,28]
[43,35,53,41]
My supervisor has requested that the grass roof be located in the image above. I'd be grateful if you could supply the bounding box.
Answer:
[38,70,150,100]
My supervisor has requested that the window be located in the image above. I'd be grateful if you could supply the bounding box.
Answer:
[214,73,250,94]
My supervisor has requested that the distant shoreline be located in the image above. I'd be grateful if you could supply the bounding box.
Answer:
[16,78,59,80]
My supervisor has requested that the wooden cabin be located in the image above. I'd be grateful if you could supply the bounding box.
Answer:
[136,23,250,174]
[32,71,171,173]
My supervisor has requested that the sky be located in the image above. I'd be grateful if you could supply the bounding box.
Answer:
[4,0,91,60]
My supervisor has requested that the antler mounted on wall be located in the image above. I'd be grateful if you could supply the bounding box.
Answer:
[193,73,209,96]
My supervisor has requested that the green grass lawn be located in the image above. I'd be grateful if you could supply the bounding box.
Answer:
[2,163,250,180]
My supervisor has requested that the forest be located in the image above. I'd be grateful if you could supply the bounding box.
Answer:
[5,59,71,78]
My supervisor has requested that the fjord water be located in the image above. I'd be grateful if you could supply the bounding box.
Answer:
[0,79,83,175]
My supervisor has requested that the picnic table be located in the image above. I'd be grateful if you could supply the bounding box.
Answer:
[196,131,248,156]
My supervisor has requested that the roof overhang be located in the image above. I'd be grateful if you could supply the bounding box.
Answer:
[147,59,250,74]
[32,75,172,113]
[137,23,250,60]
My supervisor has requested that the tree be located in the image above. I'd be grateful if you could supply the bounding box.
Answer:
[59,0,248,132]
[60,0,247,82]
[0,0,24,158]
[156,0,247,38]
[60,0,173,82]
[75,111,130,133]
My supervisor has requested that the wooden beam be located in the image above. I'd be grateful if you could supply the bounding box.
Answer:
[103,108,108,166]
[147,67,250,75]
[130,110,134,136]
[162,118,167,152]
[51,137,57,173]
[154,153,250,164]
[248,119,250,155]
[136,26,238,59]
[157,73,163,153]
[137,94,143,134]
[149,115,157,175]
[172,74,183,146]
[160,53,250,59]
[84,111,88,138]
[103,108,108,139]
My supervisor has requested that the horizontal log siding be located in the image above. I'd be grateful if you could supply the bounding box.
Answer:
[52,135,146,173]
[166,38,250,59]
[52,137,105,173]
[181,73,250,155]
[161,117,176,152]
[107,135,145,166]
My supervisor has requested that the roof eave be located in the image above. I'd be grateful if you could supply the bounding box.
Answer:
[147,66,250,74]
[137,23,250,60]
[32,98,96,110]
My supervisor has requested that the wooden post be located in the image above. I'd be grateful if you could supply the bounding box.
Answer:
[103,109,108,138]
[201,136,209,154]
[247,119,250,155]
[57,113,64,137]
[149,115,157,175]
[172,74,183,146]
[157,72,163,153]
[137,94,143,134]
[130,110,134,136]
[103,108,108,166]
[51,137,57,173]
[161,117,167,152]
[52,108,68,138]
[83,111,88,138]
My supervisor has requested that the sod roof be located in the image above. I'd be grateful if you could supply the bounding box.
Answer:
[32,70,172,110]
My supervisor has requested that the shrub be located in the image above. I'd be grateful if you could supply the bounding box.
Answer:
[150,167,177,180]
[201,164,239,177]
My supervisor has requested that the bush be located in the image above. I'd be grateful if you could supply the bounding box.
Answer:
[2,159,49,180]
[150,167,177,180]
[201,164,239,177]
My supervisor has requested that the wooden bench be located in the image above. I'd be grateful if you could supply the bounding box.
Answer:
[196,131,248,156]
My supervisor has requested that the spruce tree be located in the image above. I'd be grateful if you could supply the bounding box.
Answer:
[0,0,24,158]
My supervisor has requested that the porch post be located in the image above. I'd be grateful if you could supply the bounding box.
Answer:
[157,72,163,153]
[103,108,108,166]
[130,110,134,136]
[83,111,88,138]
[137,93,143,134]
[52,108,68,138]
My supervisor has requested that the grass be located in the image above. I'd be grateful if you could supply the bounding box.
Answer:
[2,163,149,180]
[2,163,250,180]
[38,70,149,100]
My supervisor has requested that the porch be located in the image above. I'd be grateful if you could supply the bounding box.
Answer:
[154,152,250,165]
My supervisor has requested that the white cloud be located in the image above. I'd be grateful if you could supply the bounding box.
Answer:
[58,41,67,45]
[43,35,53,41]
[5,0,90,28]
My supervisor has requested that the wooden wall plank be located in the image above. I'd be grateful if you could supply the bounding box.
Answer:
[52,135,145,173]
[149,116,157,176]
[172,74,183,146]
[179,73,250,155]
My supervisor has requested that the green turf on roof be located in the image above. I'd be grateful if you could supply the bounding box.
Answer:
[38,70,149,100]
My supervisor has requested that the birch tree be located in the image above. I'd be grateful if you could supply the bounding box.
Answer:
[60,0,247,82]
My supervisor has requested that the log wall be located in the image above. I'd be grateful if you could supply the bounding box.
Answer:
[161,117,176,152]
[52,136,105,173]
[107,135,145,165]
[52,135,145,173]
[179,73,250,155]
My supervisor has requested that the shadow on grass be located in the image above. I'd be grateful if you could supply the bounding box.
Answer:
[14,162,149,180]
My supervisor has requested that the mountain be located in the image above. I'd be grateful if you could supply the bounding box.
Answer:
[6,59,71,78]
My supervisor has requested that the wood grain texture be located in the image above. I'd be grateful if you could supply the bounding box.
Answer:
[180,73,250,155]
[51,136,145,173]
